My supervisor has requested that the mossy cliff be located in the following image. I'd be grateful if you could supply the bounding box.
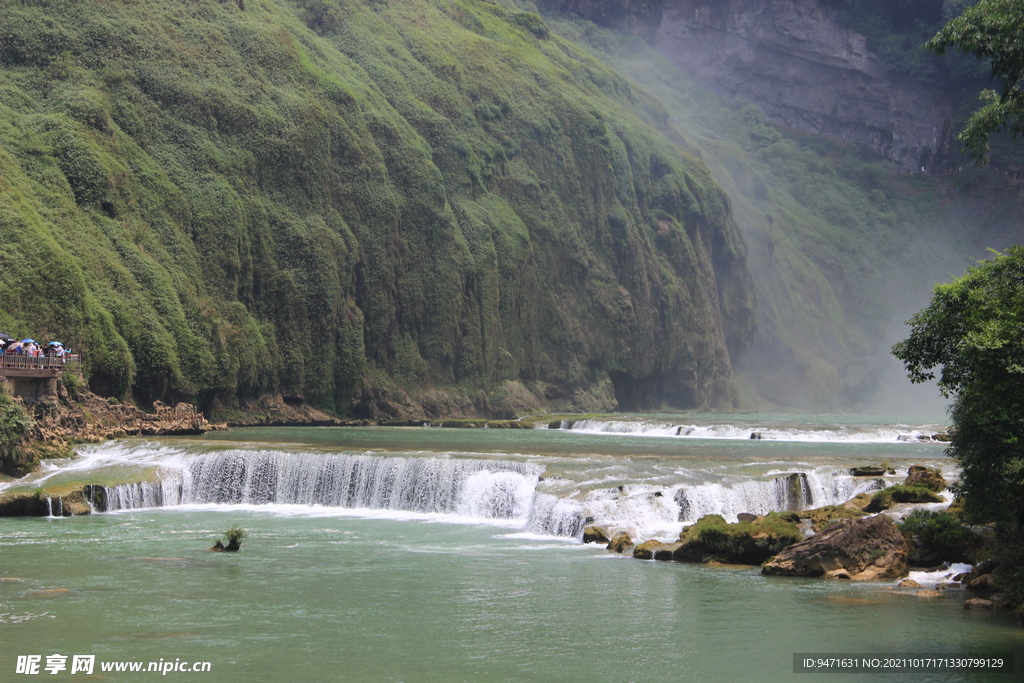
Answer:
[0,0,752,417]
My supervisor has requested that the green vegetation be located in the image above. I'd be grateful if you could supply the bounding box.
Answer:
[926,0,1024,160]
[899,509,980,563]
[893,248,1024,597]
[866,485,944,511]
[675,513,803,565]
[802,505,868,532]
[0,383,32,466]
[0,0,755,416]
[520,1,1021,409]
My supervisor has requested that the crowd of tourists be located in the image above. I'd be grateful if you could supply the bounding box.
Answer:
[0,333,73,368]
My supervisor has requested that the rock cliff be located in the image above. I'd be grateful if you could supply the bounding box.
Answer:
[542,0,952,170]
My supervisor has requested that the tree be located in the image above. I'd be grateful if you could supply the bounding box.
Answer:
[892,246,1024,528]
[926,0,1024,161]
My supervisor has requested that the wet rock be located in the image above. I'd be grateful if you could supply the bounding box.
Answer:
[777,473,811,511]
[903,465,947,492]
[916,590,943,599]
[750,432,764,440]
[606,532,634,554]
[674,488,691,522]
[967,573,998,594]
[898,579,922,588]
[736,512,758,523]
[850,465,895,477]
[633,540,671,560]
[582,525,611,545]
[963,598,994,610]
[762,515,909,580]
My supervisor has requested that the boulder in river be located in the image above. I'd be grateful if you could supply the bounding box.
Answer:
[672,513,802,565]
[902,465,946,492]
[761,515,909,580]
[606,532,634,554]
[864,485,943,512]
[850,465,895,477]
[583,526,611,545]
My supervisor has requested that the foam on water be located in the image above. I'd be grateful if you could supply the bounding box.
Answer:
[548,418,944,444]
[903,562,974,588]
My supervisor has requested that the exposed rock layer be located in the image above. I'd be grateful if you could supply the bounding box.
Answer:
[761,514,909,579]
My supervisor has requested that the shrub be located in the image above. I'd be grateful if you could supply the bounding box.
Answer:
[899,509,980,564]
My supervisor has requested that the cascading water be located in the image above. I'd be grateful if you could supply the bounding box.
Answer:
[55,429,918,541]
[670,470,879,524]
[101,450,545,523]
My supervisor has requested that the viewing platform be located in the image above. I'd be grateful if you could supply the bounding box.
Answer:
[0,355,82,404]
[0,355,82,378]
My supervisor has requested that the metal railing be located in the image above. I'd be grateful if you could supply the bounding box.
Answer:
[0,353,81,373]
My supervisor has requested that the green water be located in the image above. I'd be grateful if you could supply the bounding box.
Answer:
[2,419,1022,682]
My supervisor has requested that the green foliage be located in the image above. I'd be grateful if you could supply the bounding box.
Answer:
[926,0,1024,160]
[866,485,944,511]
[224,526,247,544]
[533,5,1021,410]
[893,247,1024,526]
[676,513,802,564]
[0,0,758,415]
[0,383,33,459]
[899,509,980,562]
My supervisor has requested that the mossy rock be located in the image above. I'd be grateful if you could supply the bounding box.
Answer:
[802,505,868,532]
[607,531,634,554]
[865,485,943,512]
[673,513,802,565]
[902,465,947,492]
[582,525,610,544]
[850,465,895,477]
[843,493,874,511]
[633,539,671,560]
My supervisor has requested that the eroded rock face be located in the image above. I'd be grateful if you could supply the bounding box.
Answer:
[636,0,948,169]
[761,514,908,580]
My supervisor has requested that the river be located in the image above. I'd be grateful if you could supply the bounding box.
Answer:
[1,414,1021,681]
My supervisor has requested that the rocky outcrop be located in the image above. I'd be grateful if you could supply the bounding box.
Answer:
[673,513,803,564]
[543,0,950,169]
[652,0,949,169]
[850,465,895,477]
[0,488,92,517]
[583,525,611,544]
[865,485,943,512]
[762,514,909,580]
[903,465,947,492]
[607,532,635,554]
[1,378,222,474]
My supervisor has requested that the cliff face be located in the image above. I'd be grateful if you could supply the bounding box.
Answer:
[544,0,951,170]
[0,0,754,417]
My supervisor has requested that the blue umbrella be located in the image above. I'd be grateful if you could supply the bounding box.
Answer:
[22,339,35,344]
[47,341,63,347]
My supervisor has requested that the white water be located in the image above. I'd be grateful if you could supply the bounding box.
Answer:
[72,439,894,541]
[548,418,943,443]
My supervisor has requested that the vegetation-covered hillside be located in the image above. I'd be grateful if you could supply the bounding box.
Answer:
[0,0,754,416]
[523,0,1022,410]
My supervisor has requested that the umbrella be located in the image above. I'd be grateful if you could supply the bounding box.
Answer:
[47,341,63,347]
[22,339,35,344]
[0,333,11,341]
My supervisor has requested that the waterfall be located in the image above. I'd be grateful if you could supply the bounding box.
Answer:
[671,470,881,523]
[100,451,543,522]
